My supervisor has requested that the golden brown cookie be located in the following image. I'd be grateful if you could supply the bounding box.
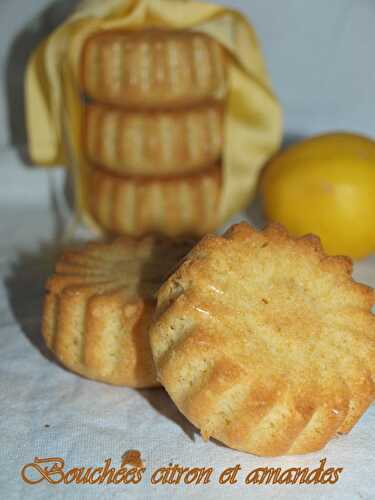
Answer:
[81,29,227,109]
[150,222,375,456]
[89,165,221,238]
[43,236,194,387]
[84,102,224,176]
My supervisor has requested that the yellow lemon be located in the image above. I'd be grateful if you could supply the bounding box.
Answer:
[260,132,375,260]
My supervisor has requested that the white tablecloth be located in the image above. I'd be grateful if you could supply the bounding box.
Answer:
[1,149,374,500]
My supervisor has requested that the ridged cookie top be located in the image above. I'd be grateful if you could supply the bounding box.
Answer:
[150,222,375,456]
[81,29,227,109]
[43,236,194,387]
[47,236,194,300]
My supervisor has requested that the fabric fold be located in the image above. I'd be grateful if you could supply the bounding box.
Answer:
[25,0,283,232]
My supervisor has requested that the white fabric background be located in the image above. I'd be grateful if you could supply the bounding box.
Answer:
[1,1,375,499]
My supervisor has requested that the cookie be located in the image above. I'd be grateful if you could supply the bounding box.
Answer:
[150,222,375,456]
[84,102,224,176]
[43,236,194,387]
[89,164,221,237]
[81,29,227,109]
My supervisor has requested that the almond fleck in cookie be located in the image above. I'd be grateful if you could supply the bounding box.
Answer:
[150,222,375,455]
[43,236,194,387]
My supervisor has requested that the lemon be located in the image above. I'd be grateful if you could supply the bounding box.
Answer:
[260,132,375,260]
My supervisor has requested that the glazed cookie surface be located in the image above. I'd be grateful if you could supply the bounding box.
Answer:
[43,236,194,387]
[150,222,375,455]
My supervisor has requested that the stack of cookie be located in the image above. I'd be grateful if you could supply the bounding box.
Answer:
[80,29,228,237]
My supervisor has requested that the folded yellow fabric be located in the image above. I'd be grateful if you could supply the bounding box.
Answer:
[25,0,282,232]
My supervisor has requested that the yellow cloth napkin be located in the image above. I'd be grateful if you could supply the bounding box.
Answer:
[25,0,283,232]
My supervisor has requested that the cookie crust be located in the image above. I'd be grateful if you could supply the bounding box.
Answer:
[84,102,224,176]
[43,236,193,387]
[89,164,221,238]
[150,222,375,455]
[81,29,227,109]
